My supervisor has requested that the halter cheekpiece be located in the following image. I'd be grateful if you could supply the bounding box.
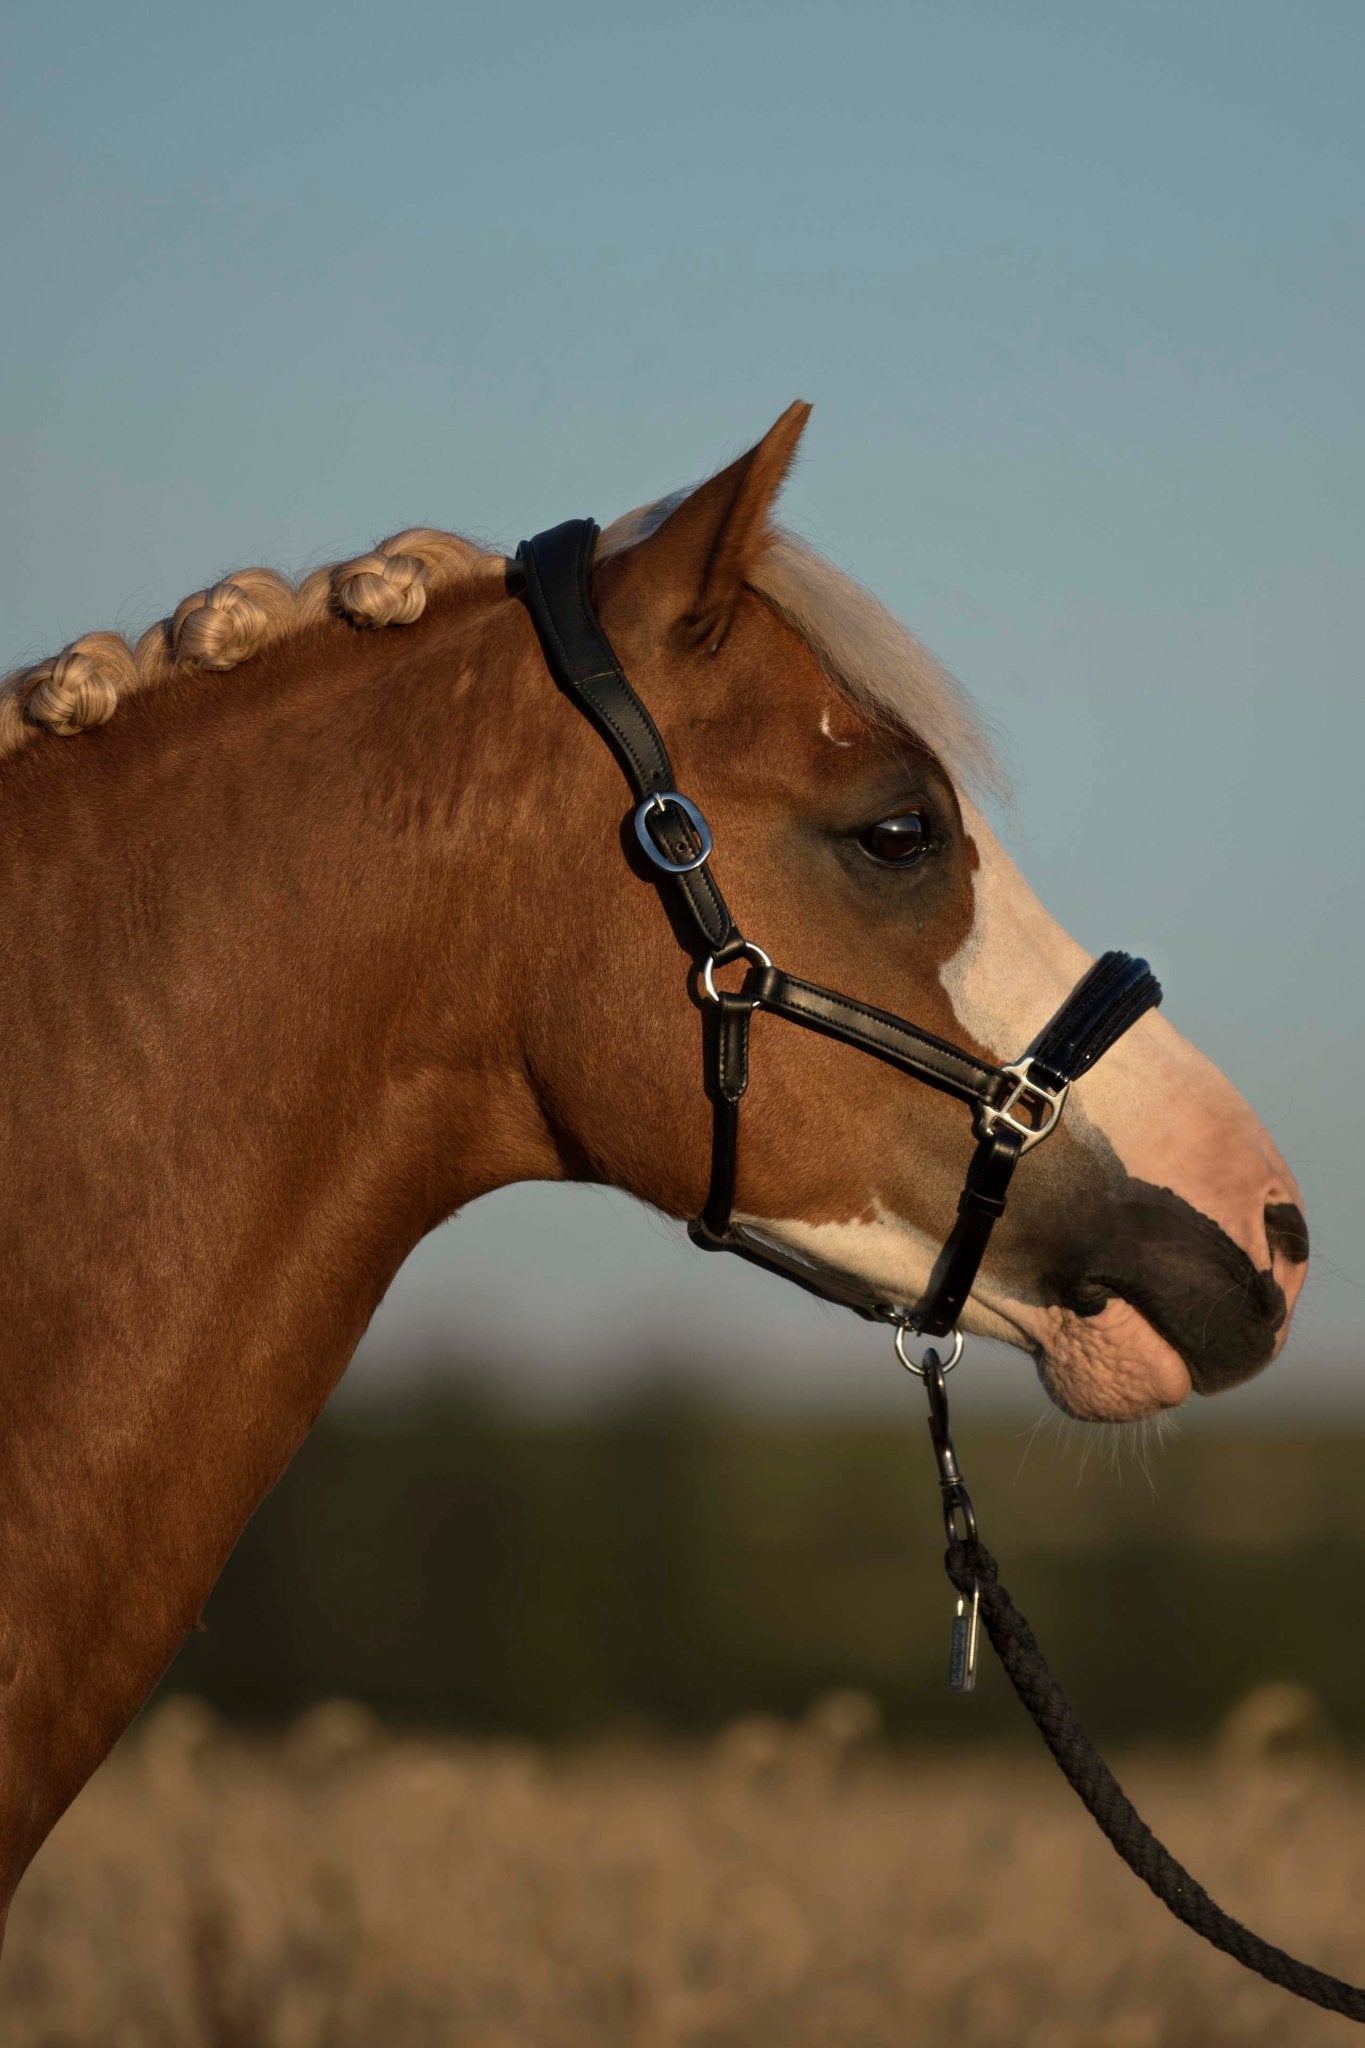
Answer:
[517,517,1162,1340]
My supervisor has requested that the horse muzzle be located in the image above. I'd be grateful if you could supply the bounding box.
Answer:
[1044,1183,1309,1396]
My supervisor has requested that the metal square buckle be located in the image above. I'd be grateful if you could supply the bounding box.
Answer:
[977,1060,1069,1153]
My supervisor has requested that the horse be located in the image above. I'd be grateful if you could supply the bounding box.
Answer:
[0,401,1307,1930]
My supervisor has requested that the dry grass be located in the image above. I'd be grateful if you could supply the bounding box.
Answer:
[5,1691,1363,2047]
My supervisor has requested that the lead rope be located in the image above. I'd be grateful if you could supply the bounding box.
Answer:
[906,1337,1365,2023]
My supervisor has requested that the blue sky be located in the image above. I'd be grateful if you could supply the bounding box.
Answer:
[3,1,1362,1414]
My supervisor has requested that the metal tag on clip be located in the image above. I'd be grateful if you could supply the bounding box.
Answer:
[949,1586,980,1693]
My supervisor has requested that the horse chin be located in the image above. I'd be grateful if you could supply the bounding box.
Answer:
[730,1213,1191,1421]
[1015,1298,1193,1422]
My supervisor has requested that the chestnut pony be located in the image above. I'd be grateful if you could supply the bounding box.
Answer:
[0,404,1306,1916]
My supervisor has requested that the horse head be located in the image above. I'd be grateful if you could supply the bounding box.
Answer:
[512,405,1307,1421]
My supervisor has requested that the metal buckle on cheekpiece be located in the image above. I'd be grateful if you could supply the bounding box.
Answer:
[976,1059,1069,1153]
[633,791,714,875]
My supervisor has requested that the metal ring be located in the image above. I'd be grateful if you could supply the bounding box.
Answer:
[701,941,772,1004]
[633,791,714,875]
[894,1323,965,1379]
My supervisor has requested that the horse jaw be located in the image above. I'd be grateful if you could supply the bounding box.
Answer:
[733,1207,1192,1421]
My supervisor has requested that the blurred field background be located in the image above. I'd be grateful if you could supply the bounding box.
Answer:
[10,1699,1364,2048]
[154,1382,1365,1748]
[7,1370,1365,2044]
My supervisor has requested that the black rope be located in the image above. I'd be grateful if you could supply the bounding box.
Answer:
[944,1538,1365,2021]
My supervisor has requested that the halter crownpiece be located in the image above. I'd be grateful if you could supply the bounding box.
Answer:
[517,517,1162,1339]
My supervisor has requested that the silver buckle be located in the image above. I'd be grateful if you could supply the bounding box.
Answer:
[633,791,713,875]
[976,1059,1069,1153]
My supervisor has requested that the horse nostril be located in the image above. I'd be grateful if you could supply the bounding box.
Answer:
[1264,1200,1309,1334]
[1265,1201,1310,1270]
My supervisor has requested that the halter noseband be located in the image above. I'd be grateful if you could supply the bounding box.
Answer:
[517,518,1161,1341]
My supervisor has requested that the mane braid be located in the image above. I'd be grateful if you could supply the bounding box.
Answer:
[4,500,1001,799]
[0,527,493,762]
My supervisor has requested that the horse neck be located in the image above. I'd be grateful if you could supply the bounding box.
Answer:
[0,593,557,1867]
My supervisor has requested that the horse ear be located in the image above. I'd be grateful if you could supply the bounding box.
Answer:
[611,402,812,652]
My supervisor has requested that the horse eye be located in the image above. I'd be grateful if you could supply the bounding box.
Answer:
[857,812,931,866]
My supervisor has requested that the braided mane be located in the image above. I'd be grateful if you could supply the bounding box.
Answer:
[3,503,999,797]
[0,528,491,761]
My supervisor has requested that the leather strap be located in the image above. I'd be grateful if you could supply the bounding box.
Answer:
[697,956,1157,1333]
[748,967,1007,1109]
[697,993,751,1241]
[519,519,675,794]
[518,520,737,954]
[688,1213,912,1321]
[914,1127,1023,1335]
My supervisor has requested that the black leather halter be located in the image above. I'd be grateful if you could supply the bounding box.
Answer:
[518,519,1162,1340]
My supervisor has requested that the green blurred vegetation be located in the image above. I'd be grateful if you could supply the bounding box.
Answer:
[166,1377,1365,1746]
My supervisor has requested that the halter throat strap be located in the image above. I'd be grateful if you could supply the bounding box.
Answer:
[517,517,1161,1337]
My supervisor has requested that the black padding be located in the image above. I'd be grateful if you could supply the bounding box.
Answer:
[518,520,675,796]
[1027,951,1161,1089]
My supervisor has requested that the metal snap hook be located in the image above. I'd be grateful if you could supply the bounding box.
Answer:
[893,1323,965,1378]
